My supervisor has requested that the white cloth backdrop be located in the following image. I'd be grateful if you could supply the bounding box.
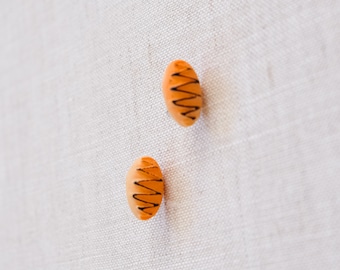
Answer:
[1,0,340,269]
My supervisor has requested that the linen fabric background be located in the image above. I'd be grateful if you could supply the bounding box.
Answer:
[1,0,340,269]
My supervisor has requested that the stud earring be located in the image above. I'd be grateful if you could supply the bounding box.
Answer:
[162,59,203,127]
[126,156,164,220]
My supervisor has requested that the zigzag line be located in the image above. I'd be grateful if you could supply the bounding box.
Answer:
[133,161,162,215]
[171,68,201,120]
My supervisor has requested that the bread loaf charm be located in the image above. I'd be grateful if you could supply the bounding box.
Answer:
[162,60,202,127]
[126,156,164,220]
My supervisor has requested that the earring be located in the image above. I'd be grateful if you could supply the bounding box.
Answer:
[162,59,203,127]
[126,156,164,220]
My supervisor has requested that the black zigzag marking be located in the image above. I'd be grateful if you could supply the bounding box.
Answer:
[171,68,201,120]
[133,160,163,215]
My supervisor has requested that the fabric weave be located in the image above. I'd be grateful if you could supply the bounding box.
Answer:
[0,0,340,269]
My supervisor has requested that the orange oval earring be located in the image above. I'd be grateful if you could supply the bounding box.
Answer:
[126,156,164,220]
[162,59,202,127]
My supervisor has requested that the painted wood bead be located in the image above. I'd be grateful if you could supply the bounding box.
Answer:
[126,156,164,220]
[162,59,202,127]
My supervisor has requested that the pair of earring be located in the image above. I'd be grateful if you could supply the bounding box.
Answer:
[126,59,203,220]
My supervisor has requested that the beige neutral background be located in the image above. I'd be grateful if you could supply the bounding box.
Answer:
[1,0,340,269]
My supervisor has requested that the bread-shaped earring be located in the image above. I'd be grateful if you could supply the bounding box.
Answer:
[126,156,164,220]
[162,59,202,127]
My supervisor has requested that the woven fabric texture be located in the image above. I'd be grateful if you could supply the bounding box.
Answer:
[1,0,340,269]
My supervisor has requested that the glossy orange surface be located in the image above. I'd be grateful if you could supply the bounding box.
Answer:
[126,156,164,220]
[162,60,202,127]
